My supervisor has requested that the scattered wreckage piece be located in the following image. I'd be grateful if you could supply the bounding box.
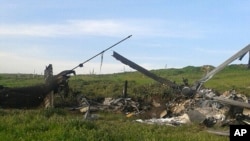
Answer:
[73,94,141,119]
[135,113,191,126]
[206,130,229,136]
[212,97,250,109]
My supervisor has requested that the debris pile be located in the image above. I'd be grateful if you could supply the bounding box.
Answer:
[135,89,250,127]
[75,95,141,116]
[109,44,250,130]
[74,88,250,128]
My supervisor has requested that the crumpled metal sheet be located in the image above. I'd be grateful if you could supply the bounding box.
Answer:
[74,88,249,127]
[136,113,191,126]
[135,89,250,127]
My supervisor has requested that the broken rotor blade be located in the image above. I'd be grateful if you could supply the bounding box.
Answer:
[195,44,250,90]
[112,51,179,89]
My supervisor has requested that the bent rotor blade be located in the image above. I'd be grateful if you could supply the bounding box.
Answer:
[112,51,179,88]
[195,44,250,90]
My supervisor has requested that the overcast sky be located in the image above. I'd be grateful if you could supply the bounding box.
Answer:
[1,0,250,75]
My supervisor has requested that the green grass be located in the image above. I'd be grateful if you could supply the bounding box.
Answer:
[204,65,250,96]
[0,109,228,141]
[0,74,44,87]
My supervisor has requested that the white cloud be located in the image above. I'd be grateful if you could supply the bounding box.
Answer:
[0,20,136,37]
[0,19,206,38]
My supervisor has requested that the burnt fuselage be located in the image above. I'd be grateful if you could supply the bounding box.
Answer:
[0,84,53,108]
[0,70,75,108]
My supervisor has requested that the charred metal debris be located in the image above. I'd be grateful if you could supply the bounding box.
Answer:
[0,65,75,108]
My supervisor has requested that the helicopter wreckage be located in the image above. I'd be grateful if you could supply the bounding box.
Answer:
[66,44,250,132]
[110,45,250,135]
[110,45,250,136]
[77,44,250,128]
[1,36,250,135]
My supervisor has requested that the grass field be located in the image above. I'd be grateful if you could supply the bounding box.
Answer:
[0,64,249,140]
[0,108,229,141]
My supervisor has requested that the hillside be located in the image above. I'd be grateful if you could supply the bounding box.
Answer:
[1,64,250,98]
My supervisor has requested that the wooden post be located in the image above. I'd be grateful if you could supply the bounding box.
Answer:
[44,64,54,108]
[123,80,128,98]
